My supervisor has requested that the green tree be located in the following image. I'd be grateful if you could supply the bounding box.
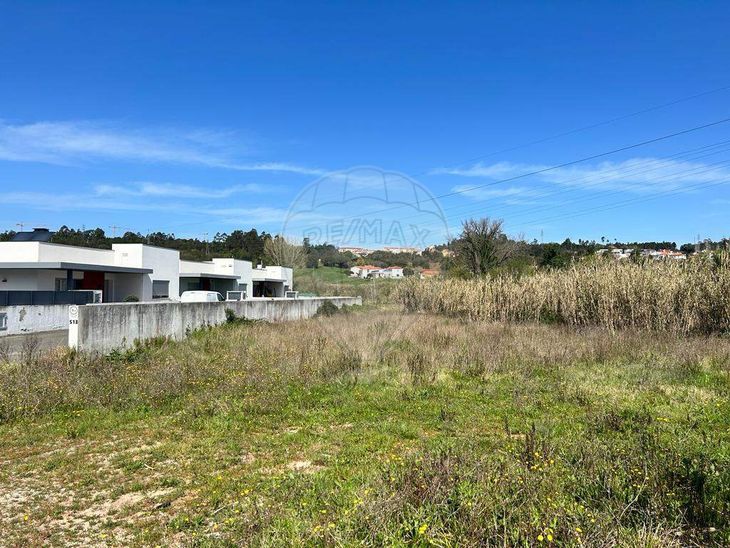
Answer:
[454,218,518,276]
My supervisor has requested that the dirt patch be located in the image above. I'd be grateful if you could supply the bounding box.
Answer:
[287,460,323,474]
[239,452,256,464]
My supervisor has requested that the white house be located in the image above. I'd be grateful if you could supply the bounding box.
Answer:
[180,258,252,297]
[382,266,404,278]
[251,265,293,297]
[350,265,382,278]
[349,265,404,279]
[0,230,293,303]
[0,240,172,302]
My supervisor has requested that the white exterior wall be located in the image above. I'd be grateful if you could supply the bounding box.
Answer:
[104,272,143,302]
[0,269,86,291]
[113,244,180,301]
[0,242,42,261]
[0,241,117,266]
[144,246,180,301]
[179,260,215,275]
[212,259,253,291]
[283,267,293,290]
[0,269,41,290]
[37,243,116,265]
[252,266,294,289]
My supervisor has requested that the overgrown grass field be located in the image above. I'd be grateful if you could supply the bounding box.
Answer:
[1,309,728,546]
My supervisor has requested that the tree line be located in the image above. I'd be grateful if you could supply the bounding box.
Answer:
[0,226,271,263]
[2,222,727,276]
[444,218,730,278]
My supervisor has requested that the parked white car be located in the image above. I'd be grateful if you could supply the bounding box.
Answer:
[180,291,225,303]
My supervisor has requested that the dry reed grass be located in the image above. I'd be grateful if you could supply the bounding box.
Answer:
[397,253,730,334]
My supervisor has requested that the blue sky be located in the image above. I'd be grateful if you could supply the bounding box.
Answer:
[1,1,729,246]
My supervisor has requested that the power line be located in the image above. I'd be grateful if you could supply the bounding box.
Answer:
[283,116,730,229]
[279,133,730,237]
[74,88,730,239]
[508,177,730,232]
[405,156,730,237]
[415,117,730,204]
[140,87,730,236]
[322,138,730,229]
[495,156,730,224]
[403,145,730,230]
[413,84,730,176]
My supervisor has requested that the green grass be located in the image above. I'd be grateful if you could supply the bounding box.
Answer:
[294,266,400,302]
[295,266,362,285]
[0,310,729,546]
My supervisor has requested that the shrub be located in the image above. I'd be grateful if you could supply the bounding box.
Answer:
[225,308,240,324]
[123,295,140,302]
[315,299,341,317]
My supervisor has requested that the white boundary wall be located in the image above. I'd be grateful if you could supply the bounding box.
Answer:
[69,296,361,353]
[0,305,69,336]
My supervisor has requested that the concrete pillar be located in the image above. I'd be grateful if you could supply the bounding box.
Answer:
[68,305,79,350]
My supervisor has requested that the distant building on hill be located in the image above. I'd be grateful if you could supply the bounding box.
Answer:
[350,265,404,279]
[382,246,421,255]
[419,268,440,279]
[338,246,422,256]
[596,248,686,261]
[338,247,373,257]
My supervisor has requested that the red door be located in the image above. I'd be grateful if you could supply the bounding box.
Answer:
[80,271,104,290]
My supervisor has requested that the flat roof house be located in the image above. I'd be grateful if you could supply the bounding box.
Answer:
[0,239,180,302]
[251,265,293,297]
[179,258,252,297]
[0,230,293,303]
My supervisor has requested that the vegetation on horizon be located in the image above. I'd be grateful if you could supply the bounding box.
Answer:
[4,220,728,278]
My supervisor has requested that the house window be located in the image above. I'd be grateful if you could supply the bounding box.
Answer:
[0,313,7,331]
[55,278,67,291]
[152,280,170,299]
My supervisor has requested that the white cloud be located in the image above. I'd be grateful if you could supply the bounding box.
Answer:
[450,185,542,200]
[221,162,326,176]
[1,191,188,213]
[0,119,325,175]
[204,206,292,224]
[436,157,730,194]
[0,190,294,225]
[432,161,526,179]
[93,181,271,199]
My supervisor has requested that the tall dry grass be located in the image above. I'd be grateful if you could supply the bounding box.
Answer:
[2,310,729,422]
[397,253,730,334]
